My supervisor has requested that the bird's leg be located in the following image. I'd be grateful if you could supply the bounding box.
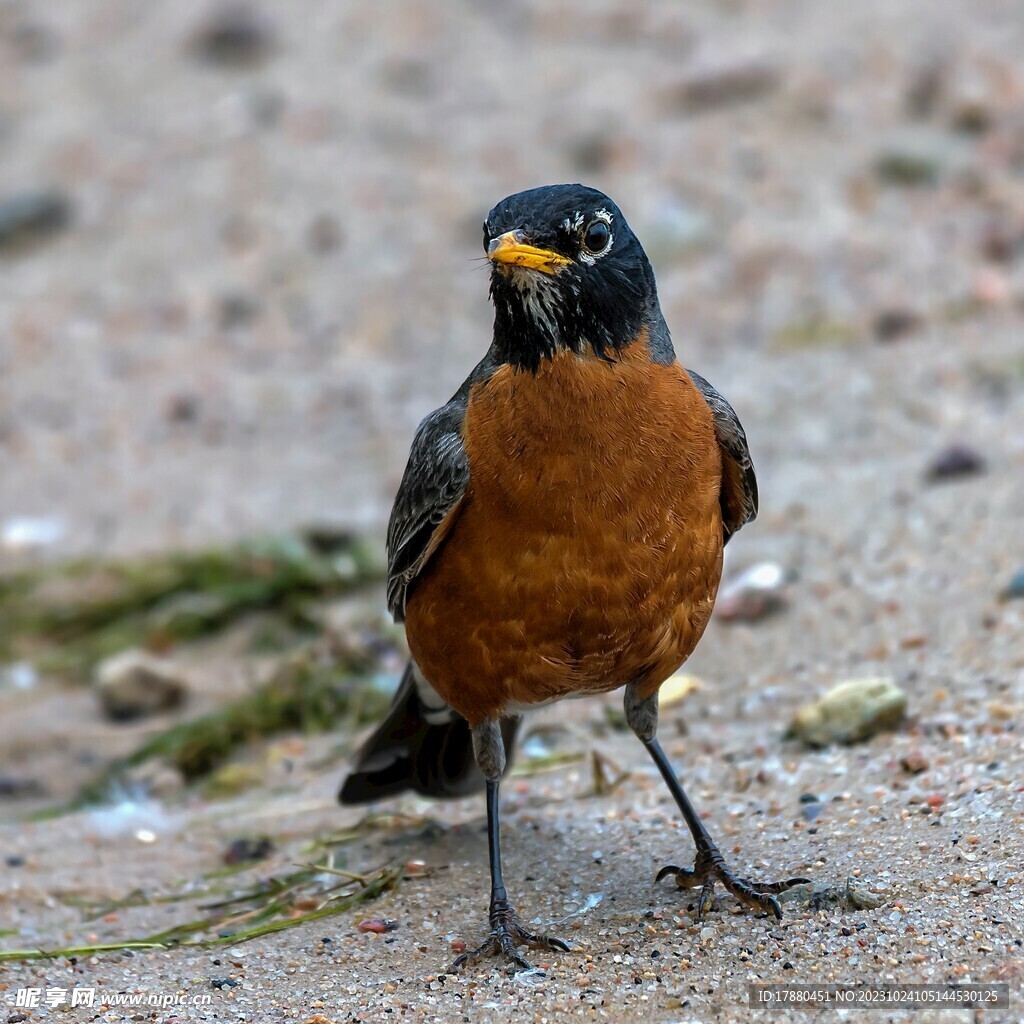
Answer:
[449,719,570,973]
[624,683,810,920]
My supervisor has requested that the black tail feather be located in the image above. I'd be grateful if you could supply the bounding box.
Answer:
[339,662,519,805]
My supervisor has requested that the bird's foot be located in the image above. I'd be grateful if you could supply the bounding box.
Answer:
[449,895,570,973]
[657,845,810,921]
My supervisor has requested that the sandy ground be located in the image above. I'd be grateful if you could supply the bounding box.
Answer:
[2,1,1024,1021]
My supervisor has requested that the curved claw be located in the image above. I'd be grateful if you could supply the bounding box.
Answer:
[697,878,716,918]
[655,864,684,884]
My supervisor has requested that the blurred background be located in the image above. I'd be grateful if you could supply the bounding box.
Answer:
[2,0,1021,557]
[1,0,1022,1009]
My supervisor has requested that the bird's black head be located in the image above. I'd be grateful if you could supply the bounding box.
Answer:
[483,184,663,373]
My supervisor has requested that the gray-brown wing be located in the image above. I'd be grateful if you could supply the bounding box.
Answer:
[386,351,499,620]
[687,369,758,544]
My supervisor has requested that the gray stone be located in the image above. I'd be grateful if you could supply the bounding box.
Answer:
[189,5,275,68]
[715,562,789,623]
[94,649,189,722]
[0,191,71,253]
[874,128,972,187]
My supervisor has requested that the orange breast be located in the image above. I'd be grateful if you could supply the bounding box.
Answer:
[404,341,724,725]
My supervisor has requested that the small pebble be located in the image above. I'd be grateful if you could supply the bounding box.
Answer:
[165,393,201,423]
[925,443,986,482]
[842,884,883,910]
[357,919,398,934]
[0,777,47,799]
[1000,569,1024,601]
[901,751,930,774]
[217,291,260,329]
[223,836,275,865]
[979,221,1023,263]
[0,190,71,252]
[873,308,921,342]
[948,65,996,134]
[307,213,344,254]
[189,4,275,68]
[801,802,823,822]
[715,562,789,622]
[659,672,703,708]
[875,144,941,186]
[94,649,188,722]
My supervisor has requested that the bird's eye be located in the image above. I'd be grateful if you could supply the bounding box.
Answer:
[582,219,611,255]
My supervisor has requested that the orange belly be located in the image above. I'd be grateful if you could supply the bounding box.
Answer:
[404,343,724,726]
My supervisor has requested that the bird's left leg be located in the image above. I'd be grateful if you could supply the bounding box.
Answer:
[449,719,570,972]
[624,682,810,920]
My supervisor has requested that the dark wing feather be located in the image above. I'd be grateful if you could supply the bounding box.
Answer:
[386,351,499,620]
[338,661,520,804]
[687,369,758,544]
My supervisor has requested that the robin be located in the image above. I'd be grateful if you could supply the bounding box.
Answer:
[340,184,808,971]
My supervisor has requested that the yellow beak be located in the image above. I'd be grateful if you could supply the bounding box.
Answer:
[487,230,571,275]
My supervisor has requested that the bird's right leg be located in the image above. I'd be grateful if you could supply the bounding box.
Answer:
[448,719,570,973]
